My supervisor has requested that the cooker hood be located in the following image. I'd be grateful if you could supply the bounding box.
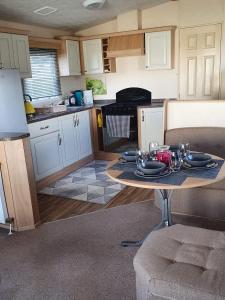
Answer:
[107,33,144,58]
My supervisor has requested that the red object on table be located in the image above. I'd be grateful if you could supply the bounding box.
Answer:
[156,150,172,166]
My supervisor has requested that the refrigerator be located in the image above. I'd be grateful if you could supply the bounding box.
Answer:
[0,69,28,133]
[0,171,7,224]
[0,69,28,224]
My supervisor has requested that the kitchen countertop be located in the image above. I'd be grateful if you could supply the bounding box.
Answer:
[27,99,167,124]
[27,104,94,124]
[0,132,30,141]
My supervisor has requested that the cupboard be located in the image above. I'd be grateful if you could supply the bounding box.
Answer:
[138,107,164,151]
[82,39,104,74]
[145,31,172,70]
[30,131,63,181]
[0,33,31,77]
[58,40,81,76]
[29,110,93,181]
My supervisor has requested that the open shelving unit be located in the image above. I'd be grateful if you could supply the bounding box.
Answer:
[102,38,116,73]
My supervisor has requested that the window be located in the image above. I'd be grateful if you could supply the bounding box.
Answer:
[23,48,61,99]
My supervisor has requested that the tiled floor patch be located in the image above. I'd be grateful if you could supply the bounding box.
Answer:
[40,160,125,204]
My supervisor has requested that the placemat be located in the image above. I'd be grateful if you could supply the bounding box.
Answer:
[182,160,224,179]
[110,159,224,186]
[118,170,187,185]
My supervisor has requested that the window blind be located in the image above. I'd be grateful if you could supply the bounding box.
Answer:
[23,48,61,99]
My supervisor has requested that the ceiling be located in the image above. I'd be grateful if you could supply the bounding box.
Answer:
[0,0,170,32]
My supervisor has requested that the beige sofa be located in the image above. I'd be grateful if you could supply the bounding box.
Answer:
[134,224,225,300]
[154,127,225,220]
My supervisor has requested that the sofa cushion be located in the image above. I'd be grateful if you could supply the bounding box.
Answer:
[134,224,225,300]
[154,188,225,220]
[165,127,225,159]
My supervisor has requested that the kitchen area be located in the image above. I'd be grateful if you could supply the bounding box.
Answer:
[0,20,169,231]
[2,1,217,231]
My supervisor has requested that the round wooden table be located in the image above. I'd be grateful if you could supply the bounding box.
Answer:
[106,155,225,247]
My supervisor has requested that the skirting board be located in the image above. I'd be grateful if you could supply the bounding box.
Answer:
[37,155,94,191]
[94,151,120,161]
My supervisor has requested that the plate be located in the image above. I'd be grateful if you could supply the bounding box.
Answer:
[183,160,218,170]
[122,151,137,162]
[185,153,212,167]
[137,161,166,175]
[118,158,136,165]
[135,168,171,179]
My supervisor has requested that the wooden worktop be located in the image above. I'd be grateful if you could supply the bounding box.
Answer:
[0,132,30,141]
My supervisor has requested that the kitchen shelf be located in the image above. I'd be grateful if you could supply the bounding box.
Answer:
[102,38,116,73]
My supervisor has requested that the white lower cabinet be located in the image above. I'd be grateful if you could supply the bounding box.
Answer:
[59,110,92,167]
[29,110,93,181]
[30,131,63,181]
[59,114,79,167]
[77,110,92,159]
[139,107,164,151]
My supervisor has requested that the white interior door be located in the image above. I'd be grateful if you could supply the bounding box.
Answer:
[180,24,221,100]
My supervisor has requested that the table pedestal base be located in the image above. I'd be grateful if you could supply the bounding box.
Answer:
[121,189,173,247]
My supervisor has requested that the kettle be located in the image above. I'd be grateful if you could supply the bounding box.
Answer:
[69,90,84,106]
[24,94,35,117]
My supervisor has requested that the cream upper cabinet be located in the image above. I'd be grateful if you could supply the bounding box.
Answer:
[58,40,81,76]
[145,31,172,70]
[0,33,14,69]
[12,34,31,77]
[0,33,31,77]
[82,39,104,74]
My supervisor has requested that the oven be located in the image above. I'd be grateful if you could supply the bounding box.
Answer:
[101,87,151,153]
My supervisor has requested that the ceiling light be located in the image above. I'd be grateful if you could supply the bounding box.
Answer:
[33,6,58,16]
[82,0,106,10]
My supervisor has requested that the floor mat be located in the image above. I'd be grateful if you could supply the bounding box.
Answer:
[40,160,125,204]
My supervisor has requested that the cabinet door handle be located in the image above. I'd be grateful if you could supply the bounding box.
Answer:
[73,115,76,127]
[40,125,49,130]
[58,133,62,146]
[77,116,79,126]
[142,111,145,122]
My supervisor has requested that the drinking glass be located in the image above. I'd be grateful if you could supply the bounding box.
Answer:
[136,149,146,167]
[149,141,159,159]
[179,143,190,158]
[170,150,182,172]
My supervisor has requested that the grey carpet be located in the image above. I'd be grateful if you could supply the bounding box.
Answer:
[1,201,225,300]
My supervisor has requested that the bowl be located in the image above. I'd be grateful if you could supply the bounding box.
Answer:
[122,151,137,162]
[185,153,212,167]
[137,161,166,175]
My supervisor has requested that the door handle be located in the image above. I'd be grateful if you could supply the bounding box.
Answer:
[40,125,49,130]
[73,115,76,127]
[58,133,62,146]
[142,110,144,122]
[77,116,79,126]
